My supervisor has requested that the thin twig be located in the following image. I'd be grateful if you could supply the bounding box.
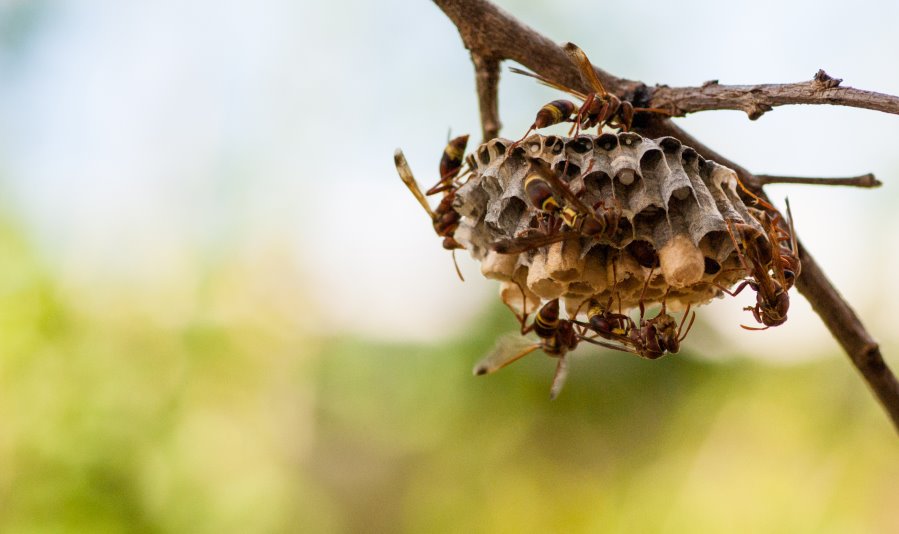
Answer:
[650,74,899,120]
[431,0,899,433]
[756,173,882,188]
[471,52,501,141]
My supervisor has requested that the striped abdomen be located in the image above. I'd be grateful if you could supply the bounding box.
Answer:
[533,100,576,129]
[438,134,469,180]
[533,299,560,339]
[524,174,560,213]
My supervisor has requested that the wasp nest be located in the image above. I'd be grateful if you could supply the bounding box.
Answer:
[453,132,765,315]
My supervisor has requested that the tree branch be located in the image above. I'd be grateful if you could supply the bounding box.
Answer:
[432,0,899,433]
[755,173,882,188]
[650,73,899,120]
[471,52,501,141]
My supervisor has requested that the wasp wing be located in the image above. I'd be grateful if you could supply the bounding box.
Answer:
[548,355,570,400]
[394,149,436,219]
[491,231,580,255]
[784,197,800,267]
[509,67,589,101]
[578,334,639,356]
[473,334,541,376]
[562,43,608,97]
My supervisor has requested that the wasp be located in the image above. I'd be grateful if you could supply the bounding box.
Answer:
[755,198,801,290]
[721,182,800,329]
[474,296,580,399]
[394,134,471,280]
[578,273,696,360]
[580,300,695,359]
[631,299,696,359]
[491,158,622,254]
[578,297,633,342]
[733,178,801,286]
[512,99,579,146]
[428,134,470,195]
[520,158,615,237]
[723,219,790,329]
[511,43,670,142]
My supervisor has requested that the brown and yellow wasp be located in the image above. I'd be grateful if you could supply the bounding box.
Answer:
[394,134,470,280]
[577,272,696,360]
[722,180,801,329]
[474,297,580,399]
[491,158,621,254]
[511,43,670,141]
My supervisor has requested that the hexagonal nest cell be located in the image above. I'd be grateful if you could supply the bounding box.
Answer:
[452,132,765,315]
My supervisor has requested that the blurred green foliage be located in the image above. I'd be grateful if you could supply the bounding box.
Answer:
[0,217,897,533]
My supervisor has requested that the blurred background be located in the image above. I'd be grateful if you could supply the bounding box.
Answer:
[1,0,898,531]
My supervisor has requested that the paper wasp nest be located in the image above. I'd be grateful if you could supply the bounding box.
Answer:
[453,132,765,314]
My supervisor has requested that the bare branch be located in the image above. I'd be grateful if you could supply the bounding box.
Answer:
[756,173,882,188]
[650,74,899,120]
[436,0,899,122]
[794,247,899,426]
[432,0,899,433]
[471,52,501,142]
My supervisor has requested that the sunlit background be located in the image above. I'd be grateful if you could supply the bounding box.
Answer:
[1,0,898,531]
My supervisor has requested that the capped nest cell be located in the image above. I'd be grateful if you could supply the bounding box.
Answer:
[453,132,765,315]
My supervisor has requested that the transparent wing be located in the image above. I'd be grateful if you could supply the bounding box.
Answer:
[784,197,799,259]
[473,334,540,376]
[492,231,580,255]
[508,67,589,101]
[579,334,638,356]
[562,42,607,97]
[548,355,570,400]
[394,149,436,219]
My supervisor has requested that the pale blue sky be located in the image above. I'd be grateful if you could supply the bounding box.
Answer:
[0,0,897,358]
